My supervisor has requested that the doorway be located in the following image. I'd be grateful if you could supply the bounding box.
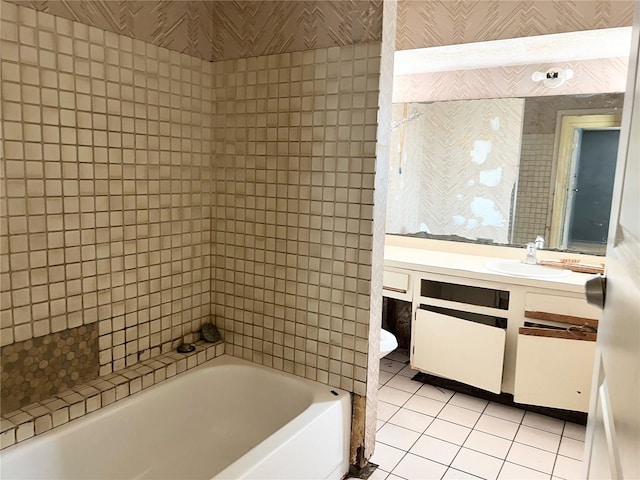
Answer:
[549,113,622,253]
[564,128,621,253]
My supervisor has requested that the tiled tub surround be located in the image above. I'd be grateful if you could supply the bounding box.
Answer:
[0,340,224,450]
[511,134,555,246]
[1,0,383,393]
[210,43,382,397]
[0,324,98,414]
[0,1,214,375]
[0,0,386,462]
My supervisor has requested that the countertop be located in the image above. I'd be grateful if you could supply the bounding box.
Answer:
[384,244,598,294]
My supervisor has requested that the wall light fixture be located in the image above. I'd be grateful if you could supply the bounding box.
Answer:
[531,68,574,88]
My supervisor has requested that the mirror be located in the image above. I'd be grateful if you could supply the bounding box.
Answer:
[387,94,623,255]
[388,29,630,255]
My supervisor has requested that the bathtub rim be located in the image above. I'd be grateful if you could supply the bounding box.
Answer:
[208,357,352,479]
[1,354,352,480]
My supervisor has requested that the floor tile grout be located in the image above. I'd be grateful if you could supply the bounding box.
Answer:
[373,354,586,480]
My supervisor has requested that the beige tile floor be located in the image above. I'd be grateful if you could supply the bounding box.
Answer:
[370,351,586,480]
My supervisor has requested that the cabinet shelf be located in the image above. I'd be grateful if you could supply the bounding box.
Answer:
[419,304,507,329]
[420,279,510,310]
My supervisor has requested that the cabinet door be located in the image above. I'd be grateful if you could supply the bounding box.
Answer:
[514,330,596,412]
[412,309,506,393]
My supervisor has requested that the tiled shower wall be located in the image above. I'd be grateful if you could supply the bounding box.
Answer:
[512,134,555,245]
[0,0,214,409]
[1,0,385,415]
[210,43,381,397]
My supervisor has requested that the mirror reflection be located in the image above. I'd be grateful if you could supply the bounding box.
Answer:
[388,27,630,256]
[386,94,623,255]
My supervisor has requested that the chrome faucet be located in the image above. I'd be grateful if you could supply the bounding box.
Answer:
[524,243,538,264]
[524,236,544,264]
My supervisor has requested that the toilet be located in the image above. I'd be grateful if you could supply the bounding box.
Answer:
[380,328,398,358]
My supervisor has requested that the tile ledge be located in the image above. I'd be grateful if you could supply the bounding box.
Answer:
[0,341,224,450]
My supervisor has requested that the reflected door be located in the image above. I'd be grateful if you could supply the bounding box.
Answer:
[566,129,620,250]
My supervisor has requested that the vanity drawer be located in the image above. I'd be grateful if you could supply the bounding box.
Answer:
[383,269,412,301]
[412,308,506,393]
[383,270,410,293]
[525,292,601,319]
[514,328,596,412]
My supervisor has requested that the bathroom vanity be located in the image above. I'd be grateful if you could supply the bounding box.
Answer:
[383,236,602,413]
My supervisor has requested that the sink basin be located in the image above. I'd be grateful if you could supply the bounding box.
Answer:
[485,259,571,279]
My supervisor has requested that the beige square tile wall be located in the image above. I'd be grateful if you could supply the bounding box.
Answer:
[0,1,213,376]
[1,0,385,407]
[211,44,381,396]
[512,134,555,245]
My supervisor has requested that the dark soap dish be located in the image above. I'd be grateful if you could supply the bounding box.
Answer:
[201,323,221,343]
[177,343,196,354]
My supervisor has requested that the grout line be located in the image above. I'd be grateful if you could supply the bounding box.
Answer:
[444,390,496,479]
[380,364,439,477]
[499,427,519,478]
[376,356,584,480]
[550,456,559,479]
[382,366,461,477]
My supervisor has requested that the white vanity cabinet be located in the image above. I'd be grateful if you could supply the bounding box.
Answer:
[413,308,506,393]
[514,329,596,412]
[512,293,600,412]
[411,273,509,394]
[383,251,601,413]
[382,267,412,302]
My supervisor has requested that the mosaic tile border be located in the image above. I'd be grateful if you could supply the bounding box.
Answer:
[1,324,99,414]
[0,340,224,450]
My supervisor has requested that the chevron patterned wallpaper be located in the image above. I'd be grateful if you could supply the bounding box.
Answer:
[6,0,215,60]
[10,0,631,59]
[209,0,383,60]
[387,99,525,244]
[7,0,383,61]
[394,57,629,103]
[396,0,634,51]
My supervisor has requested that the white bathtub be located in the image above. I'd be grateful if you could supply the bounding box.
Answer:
[0,355,351,480]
